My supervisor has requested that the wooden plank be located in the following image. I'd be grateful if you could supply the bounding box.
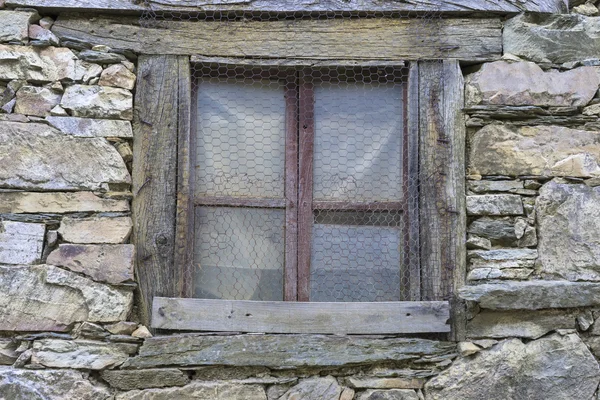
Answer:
[52,16,503,61]
[312,201,403,211]
[194,196,286,208]
[132,55,180,326]
[152,297,451,334]
[8,0,568,14]
[191,56,407,68]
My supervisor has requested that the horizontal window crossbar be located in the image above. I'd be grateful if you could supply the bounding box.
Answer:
[312,201,404,211]
[194,196,287,208]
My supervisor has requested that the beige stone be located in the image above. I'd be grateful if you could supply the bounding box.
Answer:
[458,342,481,357]
[132,325,152,338]
[0,221,44,265]
[61,84,133,120]
[47,244,134,284]
[105,321,138,335]
[58,216,132,244]
[467,310,577,339]
[99,64,136,90]
[0,11,37,43]
[346,376,425,389]
[467,268,532,281]
[0,191,129,214]
[14,86,61,116]
[115,382,267,400]
[32,339,137,370]
[100,368,189,390]
[340,387,355,400]
[28,24,59,46]
[46,116,133,138]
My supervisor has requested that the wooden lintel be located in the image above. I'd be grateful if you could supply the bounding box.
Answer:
[52,15,502,61]
[152,297,451,334]
[7,0,568,14]
[190,56,407,68]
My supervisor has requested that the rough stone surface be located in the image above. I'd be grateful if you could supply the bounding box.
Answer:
[358,389,419,400]
[280,376,342,400]
[468,218,517,246]
[100,369,189,390]
[0,45,101,82]
[0,367,111,400]
[99,64,136,90]
[28,24,59,46]
[47,244,134,284]
[466,195,523,216]
[115,382,267,400]
[46,116,133,138]
[469,125,600,178]
[14,85,61,116]
[0,264,132,331]
[0,191,129,213]
[0,341,18,365]
[32,339,137,370]
[105,321,138,335]
[61,85,133,120]
[467,268,532,281]
[537,181,600,281]
[0,121,130,191]
[467,310,577,339]
[0,11,36,43]
[346,377,424,389]
[465,61,599,107]
[466,235,491,250]
[78,50,127,64]
[58,216,132,244]
[459,281,600,310]
[424,334,600,400]
[468,180,523,194]
[0,221,44,264]
[504,14,600,64]
[468,249,537,270]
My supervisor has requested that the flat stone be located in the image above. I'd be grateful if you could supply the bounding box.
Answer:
[0,264,132,331]
[424,334,600,400]
[340,388,355,400]
[358,389,419,400]
[32,339,137,370]
[466,195,523,216]
[78,50,127,64]
[0,191,129,213]
[0,341,18,365]
[99,64,136,90]
[467,268,532,281]
[61,85,133,120]
[124,335,456,369]
[457,342,481,357]
[0,121,130,191]
[0,367,111,400]
[49,104,67,116]
[537,182,600,281]
[346,377,425,389]
[0,45,102,83]
[0,221,44,264]
[467,180,523,194]
[466,235,491,250]
[468,249,537,264]
[47,244,134,284]
[467,310,577,339]
[115,382,267,400]
[58,216,132,244]
[459,281,600,310]
[0,11,37,43]
[469,125,600,178]
[504,14,600,65]
[46,116,133,138]
[39,17,54,30]
[465,61,598,107]
[467,218,517,246]
[280,376,342,400]
[14,86,60,116]
[105,321,138,335]
[28,24,59,46]
[100,368,189,390]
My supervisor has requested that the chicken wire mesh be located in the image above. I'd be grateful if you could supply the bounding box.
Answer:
[140,5,454,303]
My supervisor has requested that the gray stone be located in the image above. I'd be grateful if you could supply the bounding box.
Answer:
[28,24,59,46]
[467,218,517,246]
[100,368,189,390]
[49,104,68,116]
[578,311,594,331]
[465,61,598,107]
[466,235,491,250]
[32,339,137,370]
[424,334,600,400]
[0,191,129,213]
[459,281,600,310]
[468,249,538,271]
[0,341,18,365]
[583,103,600,116]
[78,50,127,64]
[115,382,267,400]
[467,180,523,194]
[105,321,138,335]
[0,264,132,331]
[58,216,132,244]
[517,225,537,247]
[466,195,523,216]
[39,17,54,30]
[0,221,44,264]
[46,116,133,138]
[467,268,532,281]
[504,14,600,65]
[467,310,577,339]
[346,376,424,389]
[358,389,419,400]
[99,63,136,90]
[279,376,341,400]
[0,121,130,191]
[0,11,37,43]
[61,84,133,120]
[14,86,61,116]
[469,125,600,178]
[0,367,111,400]
[537,182,600,281]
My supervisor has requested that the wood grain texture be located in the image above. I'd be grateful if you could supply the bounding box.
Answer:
[191,56,407,68]
[152,297,451,333]
[132,55,181,326]
[52,16,502,61]
[194,196,286,208]
[8,0,568,14]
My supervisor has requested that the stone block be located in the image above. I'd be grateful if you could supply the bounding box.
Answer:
[99,64,136,90]
[467,268,532,281]
[0,11,37,43]
[346,376,425,389]
[28,24,59,46]
[280,376,341,400]
[0,191,129,213]
[467,310,577,339]
[0,341,18,365]
[14,86,60,117]
[466,194,523,216]
[467,180,523,194]
[32,339,137,370]
[115,382,267,400]
[467,217,517,246]
[58,216,132,244]
[100,369,189,390]
[46,116,133,138]
[61,84,133,120]
[357,389,419,400]
[0,221,44,264]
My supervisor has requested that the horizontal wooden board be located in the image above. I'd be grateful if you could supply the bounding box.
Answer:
[152,297,451,333]
[7,0,567,14]
[52,15,502,61]
[191,56,408,68]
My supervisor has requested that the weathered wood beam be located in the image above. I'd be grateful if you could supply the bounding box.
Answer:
[7,0,568,14]
[152,298,451,334]
[52,15,502,61]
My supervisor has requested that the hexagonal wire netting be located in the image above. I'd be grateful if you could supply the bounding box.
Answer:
[140,4,453,303]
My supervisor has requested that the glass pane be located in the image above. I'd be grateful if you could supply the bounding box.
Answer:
[313,82,403,202]
[195,79,286,198]
[194,207,285,301]
[310,223,402,302]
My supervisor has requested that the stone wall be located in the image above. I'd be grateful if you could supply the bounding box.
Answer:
[3,2,600,399]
